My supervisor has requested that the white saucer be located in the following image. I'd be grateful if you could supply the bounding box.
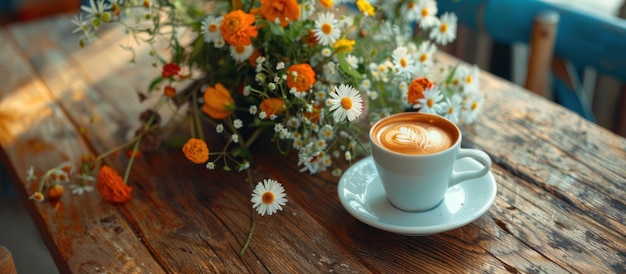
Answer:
[337,156,497,236]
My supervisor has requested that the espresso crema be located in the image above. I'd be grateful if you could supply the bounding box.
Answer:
[374,120,455,155]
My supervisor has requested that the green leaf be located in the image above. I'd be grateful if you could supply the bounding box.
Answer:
[148,76,165,93]
[337,53,362,80]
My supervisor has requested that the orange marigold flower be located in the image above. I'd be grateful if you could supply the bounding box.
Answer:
[97,166,132,203]
[162,63,180,78]
[258,0,300,27]
[220,10,258,47]
[47,184,64,199]
[202,83,235,119]
[286,63,316,92]
[260,98,285,116]
[319,0,334,9]
[182,138,209,164]
[407,77,434,105]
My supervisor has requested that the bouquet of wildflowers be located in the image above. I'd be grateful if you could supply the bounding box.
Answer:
[28,0,483,255]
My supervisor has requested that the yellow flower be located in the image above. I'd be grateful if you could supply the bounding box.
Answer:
[202,83,235,119]
[356,0,375,16]
[333,38,355,53]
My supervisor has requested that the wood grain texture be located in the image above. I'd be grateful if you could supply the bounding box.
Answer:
[1,15,625,273]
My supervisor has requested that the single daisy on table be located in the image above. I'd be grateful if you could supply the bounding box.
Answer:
[328,84,364,122]
[313,11,341,46]
[251,179,287,216]
[430,12,457,45]
[201,15,223,44]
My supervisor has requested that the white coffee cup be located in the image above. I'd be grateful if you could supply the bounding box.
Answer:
[369,112,492,212]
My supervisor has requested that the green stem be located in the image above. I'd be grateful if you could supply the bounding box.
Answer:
[239,168,257,257]
[192,88,204,140]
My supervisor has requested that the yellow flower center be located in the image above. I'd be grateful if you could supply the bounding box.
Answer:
[420,54,428,63]
[209,24,218,32]
[466,76,472,84]
[448,107,454,114]
[235,45,246,54]
[427,98,434,108]
[408,2,415,9]
[400,58,408,68]
[471,102,479,110]
[341,97,353,110]
[453,79,459,86]
[440,23,448,33]
[322,23,333,35]
[262,192,274,204]
[422,8,428,17]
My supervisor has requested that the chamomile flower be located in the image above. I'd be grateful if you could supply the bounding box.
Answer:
[346,54,359,69]
[69,184,95,195]
[415,41,437,73]
[249,105,258,115]
[201,15,223,44]
[71,13,89,34]
[216,124,224,133]
[251,179,287,216]
[29,192,45,203]
[415,0,439,29]
[233,119,243,129]
[229,44,253,62]
[430,12,457,45]
[313,11,341,46]
[463,93,485,123]
[213,37,226,48]
[232,134,239,143]
[415,86,444,114]
[392,46,417,80]
[81,0,112,22]
[26,166,36,182]
[206,162,215,170]
[442,94,462,124]
[328,84,363,122]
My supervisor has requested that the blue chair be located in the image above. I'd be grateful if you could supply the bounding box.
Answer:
[438,0,626,125]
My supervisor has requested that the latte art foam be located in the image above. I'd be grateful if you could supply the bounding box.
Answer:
[375,122,454,154]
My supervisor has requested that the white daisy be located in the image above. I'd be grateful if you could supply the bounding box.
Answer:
[71,14,89,34]
[414,0,439,29]
[233,119,243,129]
[346,54,359,69]
[249,105,258,115]
[313,11,341,46]
[232,134,239,143]
[214,37,226,48]
[70,184,95,195]
[81,0,111,21]
[216,124,224,133]
[463,93,485,124]
[328,84,364,122]
[229,44,254,62]
[250,179,287,216]
[392,46,417,80]
[26,166,36,182]
[206,162,215,170]
[430,12,457,45]
[415,41,437,73]
[201,15,223,44]
[415,86,444,114]
[463,65,480,93]
[442,94,463,124]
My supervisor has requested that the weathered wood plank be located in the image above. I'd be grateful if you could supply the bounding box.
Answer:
[0,27,164,273]
[435,53,626,237]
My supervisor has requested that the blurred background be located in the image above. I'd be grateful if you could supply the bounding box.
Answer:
[1,0,624,273]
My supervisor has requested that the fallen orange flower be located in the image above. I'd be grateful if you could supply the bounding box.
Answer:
[97,166,132,203]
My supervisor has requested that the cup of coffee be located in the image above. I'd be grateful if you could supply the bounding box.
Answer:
[369,112,492,212]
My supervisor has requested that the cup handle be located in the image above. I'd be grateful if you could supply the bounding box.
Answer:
[449,149,492,187]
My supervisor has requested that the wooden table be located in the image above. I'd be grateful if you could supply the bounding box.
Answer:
[1,14,625,273]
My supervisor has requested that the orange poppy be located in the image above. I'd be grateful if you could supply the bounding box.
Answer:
[182,138,209,164]
[407,77,434,105]
[220,10,258,47]
[260,98,286,115]
[202,83,235,119]
[258,0,300,27]
[97,166,132,203]
[286,63,316,92]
